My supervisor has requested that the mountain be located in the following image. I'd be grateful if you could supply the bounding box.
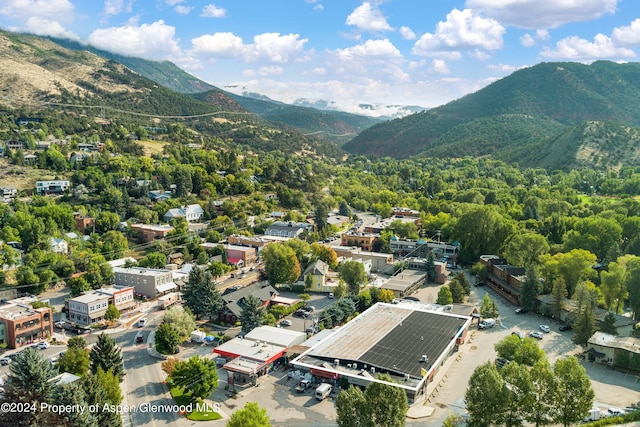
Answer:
[344,61,640,169]
[0,30,344,157]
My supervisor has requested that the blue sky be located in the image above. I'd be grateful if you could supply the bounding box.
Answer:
[1,0,639,116]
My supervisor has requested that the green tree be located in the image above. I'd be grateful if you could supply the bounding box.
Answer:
[340,260,367,296]
[169,356,218,402]
[68,336,87,350]
[527,359,558,427]
[336,385,368,427]
[479,294,496,319]
[553,357,594,427]
[89,333,125,382]
[425,252,437,282]
[465,362,510,427]
[226,402,271,427]
[503,232,550,269]
[94,367,123,406]
[600,260,627,312]
[334,282,347,299]
[137,252,167,268]
[494,335,545,367]
[436,286,453,305]
[95,211,121,234]
[81,371,122,427]
[57,346,90,376]
[520,267,542,313]
[1,348,57,426]
[49,382,98,427]
[449,281,465,303]
[240,294,265,334]
[68,276,91,297]
[155,322,181,355]
[365,373,408,427]
[104,304,120,322]
[261,243,301,285]
[550,277,567,319]
[600,311,618,335]
[338,201,350,217]
[501,362,534,427]
[162,306,196,339]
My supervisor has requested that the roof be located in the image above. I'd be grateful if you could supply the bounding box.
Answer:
[588,331,640,355]
[304,259,329,276]
[156,282,178,293]
[294,302,471,380]
[49,372,81,385]
[214,337,286,362]
[380,270,426,292]
[221,283,278,316]
[112,267,172,277]
[70,292,110,304]
[244,325,307,347]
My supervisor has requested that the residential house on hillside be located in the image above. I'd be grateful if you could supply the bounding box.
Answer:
[49,237,68,255]
[36,180,70,195]
[148,190,173,202]
[303,259,330,292]
[219,283,278,324]
[130,223,174,243]
[163,204,204,223]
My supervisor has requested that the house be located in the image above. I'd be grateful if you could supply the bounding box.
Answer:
[148,190,173,202]
[218,283,278,324]
[130,223,174,243]
[0,187,17,203]
[4,140,24,151]
[49,237,68,254]
[303,259,330,291]
[74,212,95,234]
[341,231,378,251]
[269,211,287,220]
[66,292,110,326]
[163,204,204,223]
[264,221,313,238]
[36,180,70,195]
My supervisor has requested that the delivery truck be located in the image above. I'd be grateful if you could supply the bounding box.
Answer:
[190,330,206,344]
[315,383,332,401]
[158,292,180,310]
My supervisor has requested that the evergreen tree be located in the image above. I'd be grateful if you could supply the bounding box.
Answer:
[89,333,125,382]
[338,201,350,217]
[82,370,122,427]
[520,267,542,313]
[1,348,57,426]
[50,382,98,427]
[436,286,453,305]
[550,277,567,319]
[240,294,265,334]
[449,281,465,303]
[425,252,437,282]
[600,311,618,335]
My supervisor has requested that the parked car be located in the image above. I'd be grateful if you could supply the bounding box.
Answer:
[515,308,527,314]
[511,331,523,339]
[137,318,147,328]
[54,321,67,329]
[479,318,496,329]
[328,293,334,299]
[280,319,292,327]
[0,357,11,366]
[529,331,544,340]
[539,325,551,333]
[559,324,573,331]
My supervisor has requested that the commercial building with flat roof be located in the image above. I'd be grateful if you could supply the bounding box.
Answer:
[113,267,177,298]
[291,302,471,403]
[0,303,53,349]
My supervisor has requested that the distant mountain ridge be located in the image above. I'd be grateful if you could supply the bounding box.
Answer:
[344,61,640,170]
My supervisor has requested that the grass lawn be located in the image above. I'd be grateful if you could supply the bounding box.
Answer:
[170,386,222,421]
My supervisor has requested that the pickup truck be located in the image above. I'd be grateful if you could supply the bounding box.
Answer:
[295,379,313,392]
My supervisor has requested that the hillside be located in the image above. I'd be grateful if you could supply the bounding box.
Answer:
[344,61,640,169]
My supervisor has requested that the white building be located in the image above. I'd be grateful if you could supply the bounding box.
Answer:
[163,204,204,223]
[36,180,70,195]
[113,267,177,298]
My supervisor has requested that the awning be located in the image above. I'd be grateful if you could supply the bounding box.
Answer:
[310,367,339,380]
[228,257,244,265]
[156,282,178,293]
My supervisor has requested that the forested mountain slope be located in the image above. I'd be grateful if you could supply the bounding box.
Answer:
[344,61,640,170]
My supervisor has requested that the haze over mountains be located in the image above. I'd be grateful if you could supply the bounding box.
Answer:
[3,29,640,172]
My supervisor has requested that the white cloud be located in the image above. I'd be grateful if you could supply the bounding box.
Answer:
[330,39,405,81]
[466,0,618,30]
[243,66,284,77]
[175,5,193,15]
[335,39,402,61]
[612,19,640,45]
[541,34,635,60]
[191,32,308,63]
[520,33,535,47]
[487,63,523,73]
[24,16,79,41]
[346,2,393,33]
[201,4,226,18]
[191,32,244,57]
[399,26,416,40]
[164,0,184,5]
[412,9,505,58]
[88,20,182,60]
[430,59,450,74]
[0,0,74,22]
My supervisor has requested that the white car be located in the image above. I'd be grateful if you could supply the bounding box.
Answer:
[36,341,50,350]
[280,319,292,327]
[539,325,551,333]
[529,331,544,340]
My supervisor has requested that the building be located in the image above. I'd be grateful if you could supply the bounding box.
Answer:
[130,223,174,243]
[0,187,17,203]
[352,250,395,274]
[405,258,448,284]
[224,244,258,266]
[378,269,427,298]
[291,302,472,403]
[148,190,172,202]
[49,237,68,254]
[585,332,640,372]
[303,259,330,291]
[264,221,313,238]
[163,204,204,223]
[0,303,53,349]
[36,180,70,195]
[67,292,110,326]
[219,283,278,324]
[4,140,24,151]
[341,231,378,251]
[392,207,421,218]
[364,216,422,234]
[479,255,526,306]
[227,235,273,252]
[73,212,95,235]
[96,285,136,312]
[113,267,177,298]
[389,237,460,261]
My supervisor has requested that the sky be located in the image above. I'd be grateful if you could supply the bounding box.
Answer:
[1,0,639,117]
